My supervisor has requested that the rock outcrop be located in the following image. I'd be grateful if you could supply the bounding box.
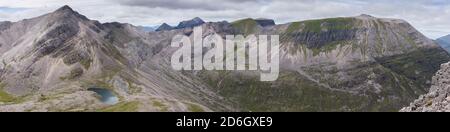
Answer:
[401,62,450,112]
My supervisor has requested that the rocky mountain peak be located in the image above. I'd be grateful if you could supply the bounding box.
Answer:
[359,14,374,18]
[176,17,205,29]
[160,23,171,27]
[156,23,174,31]
[192,17,203,21]
[50,5,89,21]
[56,5,74,12]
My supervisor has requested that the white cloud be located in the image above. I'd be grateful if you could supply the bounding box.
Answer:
[0,0,448,39]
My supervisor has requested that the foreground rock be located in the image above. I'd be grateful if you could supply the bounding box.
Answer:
[401,62,450,112]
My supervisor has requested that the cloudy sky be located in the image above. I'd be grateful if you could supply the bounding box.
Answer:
[0,0,449,39]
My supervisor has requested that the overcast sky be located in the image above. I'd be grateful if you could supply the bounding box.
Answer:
[0,0,449,39]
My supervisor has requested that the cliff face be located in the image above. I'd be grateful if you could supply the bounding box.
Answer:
[401,62,450,112]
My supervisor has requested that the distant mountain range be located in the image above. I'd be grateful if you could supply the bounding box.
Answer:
[437,34,450,52]
[154,18,275,32]
[137,26,157,32]
[154,17,205,31]
[0,6,448,112]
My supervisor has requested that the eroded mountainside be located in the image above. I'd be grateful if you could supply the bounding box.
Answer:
[0,6,448,112]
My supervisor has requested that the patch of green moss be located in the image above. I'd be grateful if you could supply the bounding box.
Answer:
[186,102,205,112]
[374,37,384,54]
[0,83,15,103]
[123,78,142,94]
[99,101,140,112]
[38,94,50,102]
[152,100,169,112]
[231,18,259,35]
[0,83,26,104]
[400,33,418,49]
[286,22,303,33]
[80,58,92,70]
